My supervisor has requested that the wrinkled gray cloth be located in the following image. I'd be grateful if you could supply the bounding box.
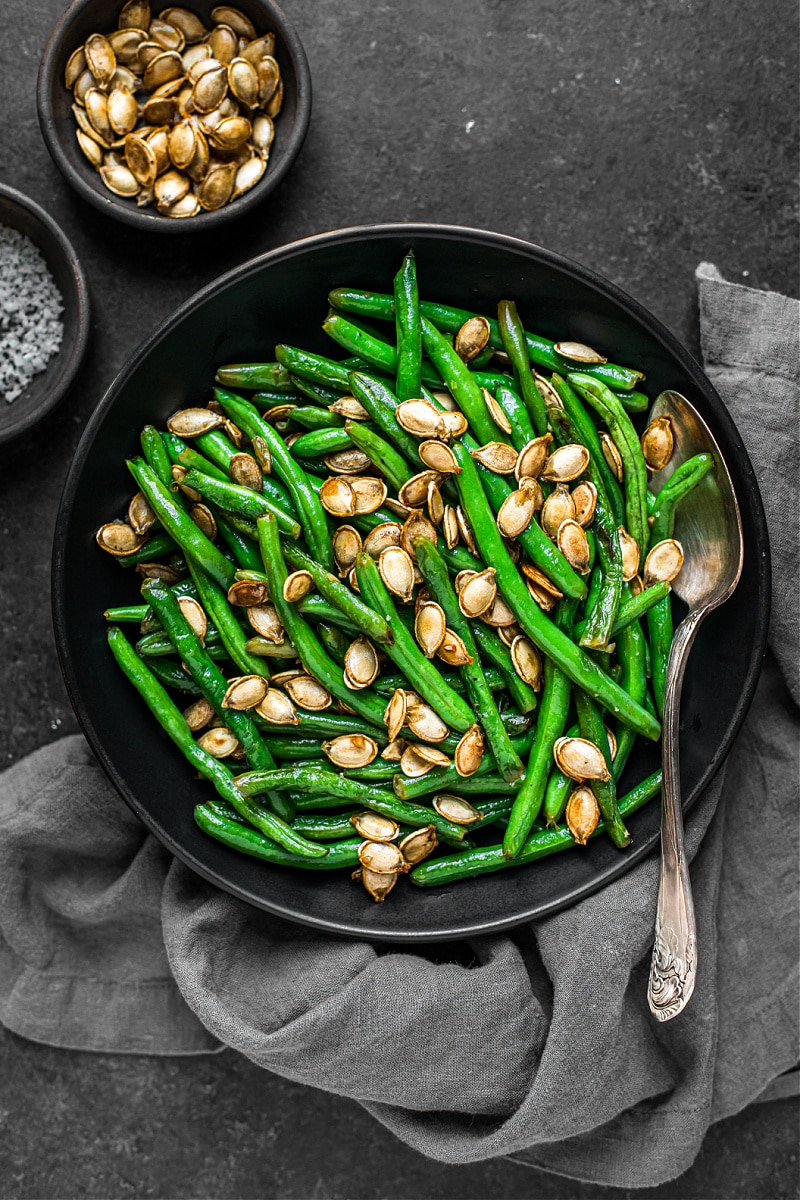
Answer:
[1,266,797,1188]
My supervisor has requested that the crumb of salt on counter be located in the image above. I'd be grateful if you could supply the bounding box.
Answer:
[0,224,64,403]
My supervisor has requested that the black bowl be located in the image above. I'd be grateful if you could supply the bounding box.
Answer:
[53,224,770,941]
[37,0,311,233]
[0,182,90,445]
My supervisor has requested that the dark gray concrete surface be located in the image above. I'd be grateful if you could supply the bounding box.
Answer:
[0,0,797,1196]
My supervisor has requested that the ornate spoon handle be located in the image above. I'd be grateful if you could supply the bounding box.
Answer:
[647,609,703,1021]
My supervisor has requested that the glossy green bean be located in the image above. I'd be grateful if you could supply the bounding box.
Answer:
[162,432,229,481]
[343,420,413,489]
[289,427,352,457]
[347,372,423,467]
[497,300,548,435]
[394,249,422,401]
[612,612,648,781]
[574,581,671,643]
[290,406,345,431]
[117,531,179,568]
[493,383,535,450]
[214,510,264,571]
[469,623,538,713]
[550,374,625,527]
[281,541,393,645]
[196,801,359,867]
[215,362,295,391]
[393,735,533,800]
[575,690,629,848]
[146,656,202,695]
[420,315,507,444]
[181,467,302,539]
[322,311,442,389]
[140,425,173,486]
[187,559,271,680]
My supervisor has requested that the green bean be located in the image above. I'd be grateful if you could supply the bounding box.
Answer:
[251,389,302,408]
[214,388,334,571]
[275,343,353,391]
[542,764,573,827]
[497,300,548,435]
[394,759,523,801]
[254,707,384,741]
[568,373,649,563]
[394,250,422,400]
[290,406,345,431]
[257,514,389,727]
[343,420,413,489]
[411,770,662,886]
[493,383,536,450]
[140,425,173,486]
[187,559,271,680]
[354,551,475,733]
[146,656,202,695]
[136,629,221,657]
[162,432,230,481]
[451,442,659,739]
[197,801,359,867]
[235,765,468,844]
[193,428,296,514]
[281,541,393,646]
[214,510,264,571]
[347,372,423,467]
[469,623,538,713]
[575,689,629,848]
[420,315,508,444]
[215,362,295,391]
[297,595,360,637]
[117,531,179,568]
[374,664,504,697]
[289,427,352,457]
[126,457,235,590]
[612,613,648,781]
[314,621,349,664]
[574,581,672,642]
[503,602,576,857]
[180,467,302,540]
[107,626,323,856]
[292,811,364,841]
[614,389,650,413]
[413,536,524,782]
[104,604,150,622]
[290,376,343,406]
[322,311,442,389]
[550,374,625,527]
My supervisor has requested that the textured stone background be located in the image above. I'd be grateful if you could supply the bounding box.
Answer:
[0,0,797,1195]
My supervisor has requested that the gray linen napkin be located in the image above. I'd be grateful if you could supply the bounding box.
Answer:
[1,266,797,1188]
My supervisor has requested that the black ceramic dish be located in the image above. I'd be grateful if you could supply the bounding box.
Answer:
[37,0,311,233]
[53,224,770,942]
[0,183,90,446]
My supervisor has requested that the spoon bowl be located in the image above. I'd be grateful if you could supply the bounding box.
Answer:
[646,389,744,1021]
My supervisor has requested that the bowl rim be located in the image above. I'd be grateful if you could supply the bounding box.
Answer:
[52,221,772,940]
[0,181,91,445]
[36,0,312,234]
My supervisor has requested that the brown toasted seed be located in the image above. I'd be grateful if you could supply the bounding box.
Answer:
[417,439,459,475]
[247,604,284,643]
[414,601,447,658]
[135,562,182,584]
[107,87,139,135]
[497,622,522,645]
[323,734,378,769]
[197,726,238,757]
[641,417,674,470]
[532,371,562,409]
[241,33,276,64]
[469,441,518,473]
[85,34,117,86]
[73,68,95,106]
[599,432,624,482]
[183,696,214,731]
[76,130,105,167]
[440,410,469,438]
[161,7,207,42]
[109,26,147,60]
[227,579,269,606]
[351,812,399,842]
[541,483,576,539]
[256,54,280,105]
[100,164,141,196]
[319,476,356,518]
[226,452,261,493]
[167,118,196,168]
[350,476,388,514]
[527,579,559,611]
[427,480,444,526]
[65,46,87,88]
[554,340,608,364]
[119,0,151,30]
[454,315,490,361]
[143,49,183,89]
[323,448,372,475]
[358,839,406,874]
[124,132,157,186]
[249,435,272,475]
[453,570,474,595]
[96,521,143,555]
[85,89,113,141]
[433,794,483,825]
[267,670,303,690]
[510,635,543,689]
[331,524,362,576]
[496,479,539,538]
[554,736,611,782]
[208,115,253,150]
[458,567,497,618]
[149,17,185,51]
[330,395,369,420]
[398,469,441,509]
[282,570,314,604]
[167,407,223,436]
[396,399,445,438]
[398,825,438,865]
[265,77,284,117]
[283,675,332,711]
[188,55,224,82]
[378,545,415,602]
[436,627,473,666]
[141,94,178,125]
[137,40,167,69]
[541,443,590,483]
[455,506,478,555]
[519,562,563,599]
[442,504,459,549]
[127,491,156,537]
[515,433,553,481]
[162,193,200,218]
[192,63,228,112]
[211,6,256,38]
[356,865,398,902]
[188,502,216,539]
[643,539,684,586]
[181,41,210,71]
[572,480,598,527]
[405,699,449,744]
[455,724,484,777]
[401,744,450,776]
[155,168,191,208]
[383,497,412,519]
[565,785,600,845]
[400,509,438,558]
[347,566,360,593]
[384,688,407,742]
[556,519,591,574]
[208,22,238,62]
[255,688,298,724]
[170,463,200,500]
[221,674,268,711]
[482,388,513,434]
[232,154,265,198]
[344,636,379,690]
[482,593,515,628]
[380,739,405,762]
[617,526,640,580]
[605,725,618,761]
[177,595,207,640]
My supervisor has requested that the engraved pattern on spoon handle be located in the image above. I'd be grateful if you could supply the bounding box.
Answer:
[647,608,703,1021]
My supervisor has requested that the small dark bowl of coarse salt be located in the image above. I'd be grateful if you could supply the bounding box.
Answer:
[0,182,90,445]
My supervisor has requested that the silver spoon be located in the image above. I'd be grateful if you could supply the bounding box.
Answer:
[645,390,744,1021]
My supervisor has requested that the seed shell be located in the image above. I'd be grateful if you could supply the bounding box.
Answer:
[541,483,576,540]
[643,539,684,586]
[255,688,298,724]
[332,524,362,575]
[572,481,598,527]
[323,734,378,769]
[384,688,407,743]
[454,724,485,777]
[454,315,490,361]
[641,416,674,471]
[378,545,415,602]
[600,432,624,482]
[283,675,332,711]
[565,785,600,845]
[432,794,483,825]
[469,441,518,474]
[618,526,641,580]
[357,840,406,875]
[414,601,447,658]
[196,727,238,757]
[344,636,379,690]
[553,736,611,782]
[398,825,438,865]
[540,443,590,483]
[556,519,591,574]
[283,570,314,603]
[554,341,608,364]
[351,812,399,842]
[221,674,268,710]
[405,698,449,743]
[510,635,543,689]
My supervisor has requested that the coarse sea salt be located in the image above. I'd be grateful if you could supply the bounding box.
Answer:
[0,223,64,403]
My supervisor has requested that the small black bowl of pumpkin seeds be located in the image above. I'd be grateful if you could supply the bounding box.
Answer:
[37,0,311,231]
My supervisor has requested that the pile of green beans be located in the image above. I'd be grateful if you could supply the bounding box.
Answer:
[98,254,715,902]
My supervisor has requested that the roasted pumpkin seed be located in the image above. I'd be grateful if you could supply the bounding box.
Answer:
[454,724,485,777]
[565,785,600,845]
[351,812,399,842]
[641,416,674,470]
[418,439,460,474]
[496,479,539,538]
[436,627,473,666]
[344,636,379,690]
[482,388,512,434]
[398,469,441,508]
[432,794,482,825]
[554,736,611,782]
[398,825,438,865]
[255,688,298,724]
[378,545,415,602]
[554,340,608,364]
[458,567,497,618]
[85,33,117,86]
[599,432,624,482]
[396,399,445,438]
[469,441,518,474]
[221,674,268,710]
[454,315,490,361]
[167,407,223,436]
[572,480,598,527]
[384,688,407,742]
[282,570,314,603]
[197,727,238,757]
[643,539,684,586]
[406,698,449,743]
[246,603,284,643]
[323,734,378,769]
[540,443,590,483]
[556,519,591,574]
[96,521,144,555]
[414,600,447,658]
[284,675,332,711]
[541,483,576,539]
[618,526,641,580]
[183,696,214,731]
[510,635,543,689]
[515,433,552,481]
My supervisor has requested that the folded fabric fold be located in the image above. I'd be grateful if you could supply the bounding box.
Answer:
[1,265,797,1188]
